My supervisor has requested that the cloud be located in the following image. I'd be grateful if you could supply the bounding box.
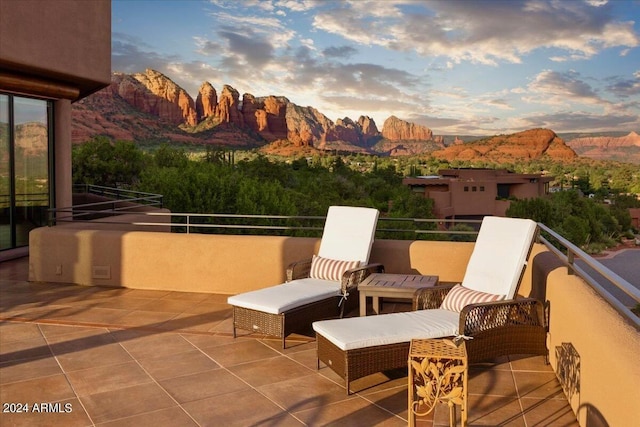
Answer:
[606,71,640,98]
[525,70,605,106]
[322,45,358,59]
[522,111,640,132]
[312,1,639,65]
[111,33,181,74]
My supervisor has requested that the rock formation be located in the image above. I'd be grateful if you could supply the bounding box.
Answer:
[382,116,433,141]
[431,128,577,162]
[196,82,217,120]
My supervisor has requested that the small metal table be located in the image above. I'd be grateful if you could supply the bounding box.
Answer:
[357,273,439,316]
[408,339,468,427]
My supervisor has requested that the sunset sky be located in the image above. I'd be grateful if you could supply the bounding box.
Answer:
[112,0,640,136]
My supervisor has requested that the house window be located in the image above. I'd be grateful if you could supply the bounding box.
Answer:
[472,186,477,192]
[480,186,485,191]
[0,94,52,251]
[464,186,469,192]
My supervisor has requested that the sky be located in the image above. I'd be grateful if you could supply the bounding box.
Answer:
[112,0,640,136]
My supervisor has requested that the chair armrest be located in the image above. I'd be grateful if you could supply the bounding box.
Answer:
[412,283,457,310]
[340,263,385,293]
[459,298,546,336]
[286,258,312,281]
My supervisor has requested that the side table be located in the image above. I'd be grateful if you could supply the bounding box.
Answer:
[357,273,439,316]
[408,339,468,427]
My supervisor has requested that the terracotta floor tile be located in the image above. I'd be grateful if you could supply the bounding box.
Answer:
[363,385,411,418]
[286,347,322,370]
[122,289,171,299]
[0,374,76,403]
[94,406,199,427]
[0,398,91,427]
[0,355,63,384]
[0,321,43,343]
[135,298,200,314]
[293,394,406,426]
[457,395,525,426]
[39,323,109,340]
[157,312,227,333]
[468,366,518,397]
[258,373,361,413]
[0,336,52,363]
[513,371,565,400]
[88,296,155,310]
[520,397,580,426]
[509,354,552,371]
[80,383,176,424]
[113,310,179,328]
[53,343,134,373]
[136,349,220,381]
[181,333,241,349]
[158,368,250,404]
[182,388,303,427]
[113,331,196,359]
[162,291,211,303]
[227,355,313,388]
[199,338,281,366]
[66,361,152,396]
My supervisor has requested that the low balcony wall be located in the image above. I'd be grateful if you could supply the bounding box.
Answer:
[27,227,638,426]
[29,227,479,294]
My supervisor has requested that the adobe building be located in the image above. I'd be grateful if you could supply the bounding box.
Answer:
[0,0,111,260]
[403,168,553,221]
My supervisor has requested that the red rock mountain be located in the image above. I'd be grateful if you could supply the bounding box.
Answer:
[71,69,585,161]
[382,116,433,141]
[431,129,577,162]
[566,132,640,163]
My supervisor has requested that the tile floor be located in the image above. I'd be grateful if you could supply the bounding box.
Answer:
[0,257,579,426]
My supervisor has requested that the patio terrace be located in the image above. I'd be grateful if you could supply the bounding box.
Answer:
[2,256,577,426]
[3,214,639,426]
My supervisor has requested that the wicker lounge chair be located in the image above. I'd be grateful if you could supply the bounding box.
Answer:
[227,206,382,348]
[312,216,547,394]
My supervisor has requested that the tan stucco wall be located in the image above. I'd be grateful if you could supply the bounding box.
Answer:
[532,250,640,426]
[29,228,477,294]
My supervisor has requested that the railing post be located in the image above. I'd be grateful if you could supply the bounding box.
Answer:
[567,250,575,275]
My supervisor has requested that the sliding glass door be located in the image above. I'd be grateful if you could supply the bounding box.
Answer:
[0,94,52,251]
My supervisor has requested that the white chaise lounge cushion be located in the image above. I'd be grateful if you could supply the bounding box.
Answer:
[227,278,341,315]
[312,309,460,351]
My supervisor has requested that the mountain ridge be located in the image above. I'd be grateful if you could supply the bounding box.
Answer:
[70,68,637,163]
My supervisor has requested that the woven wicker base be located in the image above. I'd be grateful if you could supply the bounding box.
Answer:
[316,333,411,394]
[233,294,359,348]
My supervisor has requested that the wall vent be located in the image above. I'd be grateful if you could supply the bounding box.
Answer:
[92,265,111,279]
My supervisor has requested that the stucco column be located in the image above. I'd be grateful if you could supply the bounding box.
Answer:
[54,98,72,218]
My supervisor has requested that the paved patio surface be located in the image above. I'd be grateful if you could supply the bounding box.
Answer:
[1,257,578,426]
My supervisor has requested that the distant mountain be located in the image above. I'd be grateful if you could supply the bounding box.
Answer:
[70,69,590,162]
[431,129,577,162]
[564,132,640,164]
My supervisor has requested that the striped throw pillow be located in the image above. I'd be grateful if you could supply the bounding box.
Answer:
[309,255,360,282]
[440,284,504,312]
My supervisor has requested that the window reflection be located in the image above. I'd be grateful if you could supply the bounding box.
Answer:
[0,94,50,250]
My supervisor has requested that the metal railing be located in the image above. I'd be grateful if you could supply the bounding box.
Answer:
[46,204,639,324]
[537,223,639,328]
[49,185,163,224]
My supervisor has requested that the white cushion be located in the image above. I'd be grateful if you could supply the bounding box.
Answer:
[461,216,537,298]
[440,284,504,312]
[309,255,360,282]
[318,206,379,264]
[312,309,460,351]
[228,278,341,314]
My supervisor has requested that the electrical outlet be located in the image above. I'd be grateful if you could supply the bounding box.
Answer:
[55,265,62,275]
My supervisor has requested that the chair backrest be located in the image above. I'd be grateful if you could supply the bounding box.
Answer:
[317,206,380,264]
[461,216,538,299]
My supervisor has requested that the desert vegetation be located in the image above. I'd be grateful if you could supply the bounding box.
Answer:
[72,137,639,249]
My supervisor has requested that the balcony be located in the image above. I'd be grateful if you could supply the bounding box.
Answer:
[2,215,638,426]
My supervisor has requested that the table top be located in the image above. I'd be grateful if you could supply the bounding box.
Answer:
[409,338,467,359]
[358,273,439,290]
